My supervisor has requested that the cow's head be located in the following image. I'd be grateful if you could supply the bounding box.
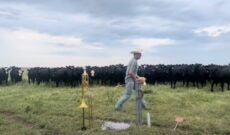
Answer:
[91,70,95,77]
[19,69,24,77]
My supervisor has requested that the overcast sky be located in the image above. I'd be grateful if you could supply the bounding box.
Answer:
[0,0,230,67]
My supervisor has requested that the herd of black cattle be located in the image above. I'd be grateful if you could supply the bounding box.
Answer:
[0,64,230,92]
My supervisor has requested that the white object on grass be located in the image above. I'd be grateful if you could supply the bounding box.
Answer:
[101,121,130,131]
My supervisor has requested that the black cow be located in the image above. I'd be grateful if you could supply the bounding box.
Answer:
[0,68,8,85]
[51,68,70,87]
[195,65,209,88]
[36,68,50,85]
[28,68,38,84]
[210,66,230,92]
[170,65,186,88]
[10,67,24,84]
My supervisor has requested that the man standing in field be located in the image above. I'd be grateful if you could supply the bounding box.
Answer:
[115,49,147,111]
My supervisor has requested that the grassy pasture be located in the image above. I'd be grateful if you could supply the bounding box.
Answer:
[0,81,230,135]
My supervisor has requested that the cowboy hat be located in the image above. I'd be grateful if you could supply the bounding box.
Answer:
[130,48,143,54]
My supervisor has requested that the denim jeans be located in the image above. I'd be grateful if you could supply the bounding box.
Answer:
[115,80,147,110]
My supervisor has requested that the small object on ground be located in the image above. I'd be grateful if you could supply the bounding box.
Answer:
[173,116,186,131]
[101,121,130,131]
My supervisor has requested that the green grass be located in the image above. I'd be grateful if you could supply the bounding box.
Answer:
[0,83,230,135]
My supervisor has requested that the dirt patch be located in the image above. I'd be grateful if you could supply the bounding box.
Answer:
[0,110,52,134]
[0,110,38,128]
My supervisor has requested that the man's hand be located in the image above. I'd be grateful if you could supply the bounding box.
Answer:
[128,71,137,81]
